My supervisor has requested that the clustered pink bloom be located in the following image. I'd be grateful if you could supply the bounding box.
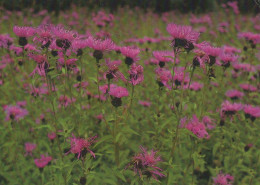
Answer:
[34,154,52,168]
[109,85,129,98]
[128,64,144,85]
[139,101,152,107]
[4,105,28,121]
[202,116,216,130]
[243,105,260,121]
[184,115,209,139]
[13,26,36,37]
[67,134,97,159]
[48,132,57,140]
[189,82,203,91]
[58,95,76,108]
[221,100,243,117]
[120,46,140,66]
[126,146,165,181]
[239,84,257,92]
[213,172,234,185]
[167,23,200,50]
[152,50,174,67]
[225,89,244,100]
[24,142,37,156]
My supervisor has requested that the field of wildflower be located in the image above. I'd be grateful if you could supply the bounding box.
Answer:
[0,1,260,185]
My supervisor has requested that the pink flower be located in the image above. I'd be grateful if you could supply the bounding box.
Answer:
[48,132,57,140]
[244,105,260,121]
[219,53,238,68]
[213,172,234,185]
[221,100,243,117]
[202,116,216,130]
[109,85,129,98]
[166,23,200,50]
[126,146,165,181]
[239,84,257,92]
[185,115,209,139]
[24,142,37,156]
[128,64,144,85]
[0,34,13,48]
[120,46,140,66]
[189,82,203,91]
[4,105,28,121]
[13,26,36,37]
[67,134,97,159]
[58,95,76,108]
[152,51,174,66]
[225,89,244,100]
[139,101,152,107]
[34,154,52,168]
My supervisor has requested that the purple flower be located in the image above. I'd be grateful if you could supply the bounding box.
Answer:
[225,89,244,100]
[213,172,234,185]
[126,146,165,181]
[128,64,144,85]
[244,105,260,121]
[67,134,97,159]
[34,154,52,168]
[4,105,28,121]
[13,26,36,37]
[185,115,209,139]
[24,143,37,156]
[221,100,243,117]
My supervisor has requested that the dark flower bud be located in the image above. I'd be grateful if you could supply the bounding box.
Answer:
[159,61,165,68]
[19,37,27,46]
[111,97,122,107]
[93,50,103,60]
[125,57,134,66]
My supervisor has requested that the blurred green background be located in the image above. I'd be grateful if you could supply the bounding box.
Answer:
[1,0,259,14]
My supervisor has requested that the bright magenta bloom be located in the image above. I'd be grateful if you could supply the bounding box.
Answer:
[243,105,260,121]
[128,64,144,85]
[87,36,115,52]
[4,105,28,121]
[152,51,174,63]
[127,146,165,181]
[120,46,140,66]
[34,154,52,168]
[239,84,257,92]
[24,143,37,156]
[220,100,243,117]
[213,172,234,185]
[68,134,97,159]
[109,85,129,98]
[13,26,36,37]
[185,115,209,139]
[225,89,244,100]
[166,23,200,50]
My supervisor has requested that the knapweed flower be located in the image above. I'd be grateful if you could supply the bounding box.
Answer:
[58,95,76,108]
[4,105,28,121]
[200,45,221,66]
[202,116,216,130]
[185,115,209,139]
[155,67,172,89]
[166,23,200,51]
[243,105,260,122]
[221,100,243,117]
[24,142,37,156]
[189,82,204,91]
[128,64,144,85]
[120,46,140,66]
[152,50,174,68]
[87,36,115,60]
[213,172,234,185]
[139,101,152,107]
[67,134,97,159]
[109,85,129,107]
[52,25,78,50]
[33,24,54,48]
[48,132,57,141]
[126,146,165,181]
[103,59,126,83]
[0,34,13,48]
[225,89,244,100]
[34,154,52,169]
[239,83,257,92]
[13,26,36,46]
[219,53,238,68]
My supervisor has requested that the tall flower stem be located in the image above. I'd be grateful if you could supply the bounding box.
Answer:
[113,108,120,167]
[96,59,101,101]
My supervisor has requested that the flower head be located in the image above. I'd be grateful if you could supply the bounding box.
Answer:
[221,100,243,117]
[213,172,234,185]
[34,154,52,168]
[128,64,144,85]
[167,23,200,51]
[67,134,97,159]
[185,115,209,139]
[120,46,140,66]
[225,89,244,100]
[4,105,28,121]
[126,146,165,181]
[13,26,36,37]
[24,142,37,156]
